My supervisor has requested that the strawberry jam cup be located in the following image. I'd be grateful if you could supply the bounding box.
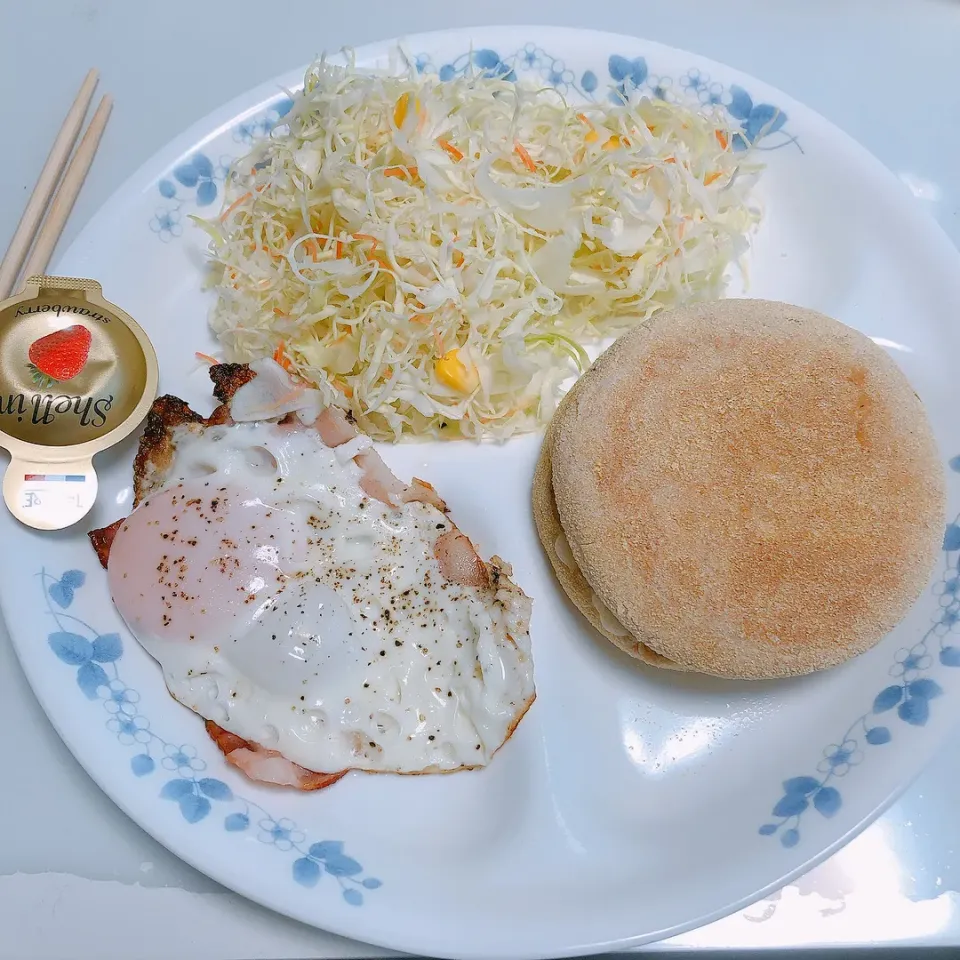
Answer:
[0,276,158,530]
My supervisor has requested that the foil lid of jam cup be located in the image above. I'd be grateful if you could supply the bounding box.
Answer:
[0,276,158,530]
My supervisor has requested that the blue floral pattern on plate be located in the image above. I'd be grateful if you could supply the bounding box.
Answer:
[150,97,294,240]
[148,43,797,240]
[761,455,960,848]
[414,46,797,152]
[40,568,381,904]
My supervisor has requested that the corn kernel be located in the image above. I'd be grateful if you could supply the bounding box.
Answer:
[394,93,410,128]
[435,349,479,393]
[394,92,422,130]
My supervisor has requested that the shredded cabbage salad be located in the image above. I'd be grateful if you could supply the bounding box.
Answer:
[199,56,763,440]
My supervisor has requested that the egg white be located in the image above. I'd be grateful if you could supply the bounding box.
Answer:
[107,419,534,774]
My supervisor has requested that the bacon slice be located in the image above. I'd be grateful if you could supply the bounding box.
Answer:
[402,477,447,512]
[435,530,490,588]
[355,448,410,505]
[316,405,449,511]
[204,721,347,791]
[89,518,124,570]
[209,362,258,404]
[228,358,324,423]
[315,405,358,447]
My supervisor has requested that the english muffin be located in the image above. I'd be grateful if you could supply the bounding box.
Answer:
[533,387,686,670]
[543,299,945,680]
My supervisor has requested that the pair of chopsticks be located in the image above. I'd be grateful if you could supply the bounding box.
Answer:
[0,69,112,300]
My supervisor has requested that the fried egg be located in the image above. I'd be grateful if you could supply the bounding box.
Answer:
[105,365,534,777]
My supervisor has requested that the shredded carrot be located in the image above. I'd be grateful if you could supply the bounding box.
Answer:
[704,171,722,186]
[273,308,288,317]
[352,233,385,264]
[452,250,464,267]
[273,342,293,371]
[664,156,677,164]
[220,191,251,223]
[353,233,380,250]
[335,239,344,259]
[631,165,654,177]
[384,165,418,179]
[715,130,729,151]
[514,141,536,173]
[577,113,599,144]
[437,138,463,162]
[195,352,218,365]
[332,377,354,398]
[304,238,321,261]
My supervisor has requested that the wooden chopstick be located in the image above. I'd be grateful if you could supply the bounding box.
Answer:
[0,69,100,300]
[21,94,114,281]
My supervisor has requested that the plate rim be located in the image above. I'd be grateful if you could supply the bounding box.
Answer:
[4,23,960,960]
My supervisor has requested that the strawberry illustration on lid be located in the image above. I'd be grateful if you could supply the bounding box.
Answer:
[27,324,93,388]
[0,275,158,531]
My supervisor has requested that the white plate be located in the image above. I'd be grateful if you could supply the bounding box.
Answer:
[4,25,960,960]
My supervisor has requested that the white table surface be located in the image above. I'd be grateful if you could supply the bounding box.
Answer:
[3,1,960,957]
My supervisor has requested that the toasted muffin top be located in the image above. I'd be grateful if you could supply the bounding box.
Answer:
[550,299,945,679]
